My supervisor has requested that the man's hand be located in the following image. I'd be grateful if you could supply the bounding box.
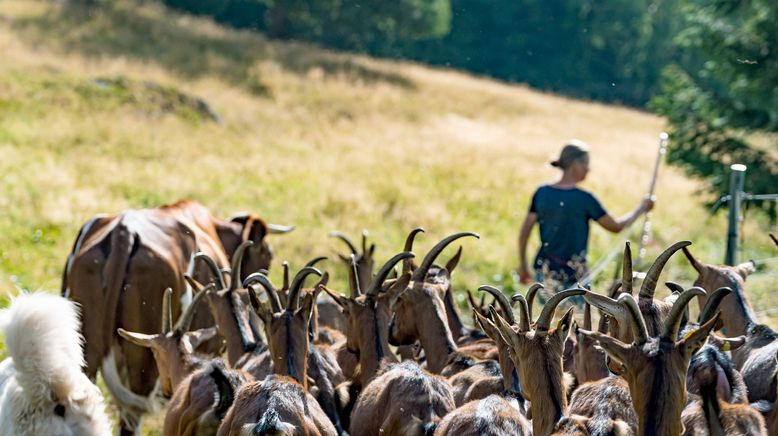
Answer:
[519,265,532,284]
[641,195,656,213]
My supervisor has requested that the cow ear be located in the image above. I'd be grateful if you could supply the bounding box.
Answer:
[233,215,268,243]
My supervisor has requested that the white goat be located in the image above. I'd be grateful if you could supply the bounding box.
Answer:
[0,292,111,435]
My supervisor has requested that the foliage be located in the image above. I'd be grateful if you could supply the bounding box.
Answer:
[653,0,778,214]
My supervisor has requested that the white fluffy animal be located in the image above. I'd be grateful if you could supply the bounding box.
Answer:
[0,292,111,435]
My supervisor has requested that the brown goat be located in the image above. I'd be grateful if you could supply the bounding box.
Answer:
[243,268,347,434]
[434,394,531,435]
[681,248,778,404]
[681,343,767,435]
[578,288,719,435]
[389,231,481,374]
[349,361,455,435]
[217,375,337,436]
[573,301,611,384]
[487,286,586,435]
[321,252,414,387]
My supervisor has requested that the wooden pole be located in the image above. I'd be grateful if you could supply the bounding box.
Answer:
[725,164,747,265]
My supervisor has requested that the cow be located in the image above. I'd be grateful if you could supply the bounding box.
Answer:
[61,199,292,436]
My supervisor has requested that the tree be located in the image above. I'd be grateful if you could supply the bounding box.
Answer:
[652,0,778,214]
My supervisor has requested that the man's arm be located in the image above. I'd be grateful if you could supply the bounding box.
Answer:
[518,212,538,283]
[597,197,655,233]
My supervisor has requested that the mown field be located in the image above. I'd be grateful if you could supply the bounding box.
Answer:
[0,0,776,432]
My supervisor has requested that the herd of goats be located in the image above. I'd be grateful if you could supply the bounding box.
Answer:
[1,198,778,436]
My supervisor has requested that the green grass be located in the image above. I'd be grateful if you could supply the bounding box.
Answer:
[0,0,776,432]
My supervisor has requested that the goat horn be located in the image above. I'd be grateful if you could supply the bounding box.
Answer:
[174,284,209,333]
[682,246,705,273]
[622,242,633,295]
[618,293,649,344]
[194,252,226,289]
[267,224,295,234]
[161,288,173,334]
[639,241,692,300]
[478,285,514,325]
[361,229,369,255]
[366,251,415,296]
[288,267,322,311]
[242,273,282,313]
[349,254,362,296]
[662,287,706,340]
[281,261,290,291]
[596,308,610,334]
[305,256,328,268]
[699,287,732,325]
[608,281,623,298]
[228,240,253,291]
[510,293,531,332]
[411,232,479,282]
[526,282,542,320]
[665,281,684,295]
[536,287,586,331]
[402,227,425,275]
[330,231,358,254]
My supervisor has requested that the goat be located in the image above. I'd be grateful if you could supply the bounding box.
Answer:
[578,287,719,435]
[243,268,347,435]
[681,343,767,435]
[388,231,481,374]
[566,375,637,435]
[574,301,611,384]
[217,375,337,436]
[434,394,531,435]
[487,285,586,435]
[0,292,111,435]
[350,361,455,435]
[118,288,251,435]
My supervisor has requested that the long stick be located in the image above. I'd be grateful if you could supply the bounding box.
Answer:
[635,132,668,268]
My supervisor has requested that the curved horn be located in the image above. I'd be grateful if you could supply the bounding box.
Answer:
[682,246,705,273]
[510,293,531,332]
[583,302,592,330]
[526,283,543,320]
[622,242,633,295]
[618,293,649,344]
[305,256,328,268]
[366,252,415,296]
[194,252,226,289]
[661,287,706,340]
[229,240,253,291]
[665,281,684,295]
[242,273,281,313]
[478,285,514,325]
[699,287,732,325]
[267,224,295,234]
[639,241,692,300]
[161,288,173,334]
[536,287,586,331]
[288,267,322,311]
[330,231,358,254]
[402,227,425,275]
[174,285,208,333]
[412,232,480,282]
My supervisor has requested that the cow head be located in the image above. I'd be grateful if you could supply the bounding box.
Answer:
[225,213,294,280]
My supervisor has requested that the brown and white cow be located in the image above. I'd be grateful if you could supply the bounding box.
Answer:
[61,199,291,435]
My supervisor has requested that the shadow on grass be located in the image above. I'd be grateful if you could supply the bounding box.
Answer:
[8,1,415,94]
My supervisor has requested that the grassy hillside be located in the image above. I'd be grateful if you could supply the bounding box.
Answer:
[0,0,776,431]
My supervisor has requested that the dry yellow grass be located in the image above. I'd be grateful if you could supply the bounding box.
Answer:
[0,0,776,432]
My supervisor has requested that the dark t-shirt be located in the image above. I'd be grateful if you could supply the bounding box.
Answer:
[529,185,607,281]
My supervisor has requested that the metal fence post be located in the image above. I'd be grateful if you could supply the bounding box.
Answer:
[725,164,747,265]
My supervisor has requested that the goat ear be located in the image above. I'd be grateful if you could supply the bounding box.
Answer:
[709,334,746,352]
[298,292,317,321]
[577,328,632,366]
[320,286,350,310]
[386,272,412,307]
[584,292,628,328]
[117,328,159,349]
[444,246,463,274]
[734,261,756,280]
[556,306,575,340]
[490,307,519,348]
[183,326,220,353]
[678,312,720,356]
[473,308,501,344]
